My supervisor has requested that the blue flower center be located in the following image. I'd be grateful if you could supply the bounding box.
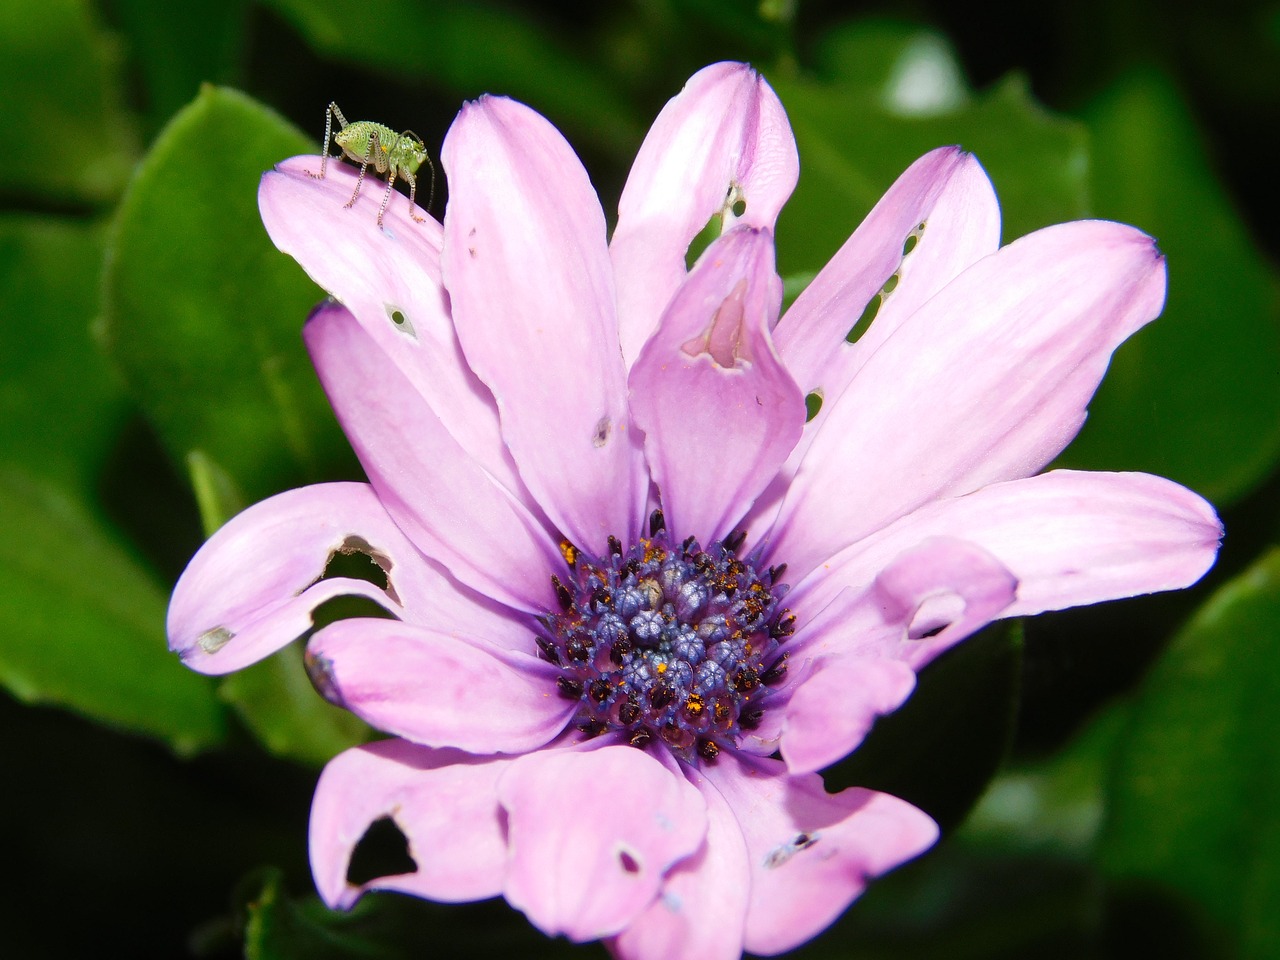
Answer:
[535,510,794,764]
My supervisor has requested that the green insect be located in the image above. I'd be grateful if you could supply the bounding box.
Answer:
[309,102,435,227]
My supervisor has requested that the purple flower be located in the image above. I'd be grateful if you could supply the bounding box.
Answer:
[167,63,1222,959]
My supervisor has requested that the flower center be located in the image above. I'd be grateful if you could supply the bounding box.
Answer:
[535,510,794,764]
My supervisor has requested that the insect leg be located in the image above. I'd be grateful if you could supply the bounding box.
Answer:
[377,170,398,227]
[402,171,426,223]
[345,129,377,210]
[309,102,342,180]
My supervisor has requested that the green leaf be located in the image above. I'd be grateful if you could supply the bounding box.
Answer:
[825,621,1024,834]
[0,217,128,493]
[1056,68,1280,506]
[260,0,643,153]
[111,0,250,136]
[770,21,1090,278]
[0,0,137,205]
[219,640,370,768]
[99,85,354,507]
[0,468,226,754]
[1101,548,1280,958]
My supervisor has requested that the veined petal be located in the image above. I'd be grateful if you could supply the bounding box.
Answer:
[305,302,562,614]
[441,96,644,554]
[310,740,511,910]
[610,769,749,960]
[772,147,999,460]
[793,469,1223,621]
[629,227,804,543]
[707,752,938,956]
[769,220,1168,578]
[260,158,526,497]
[170,482,441,675]
[612,62,799,366]
[306,620,572,753]
[499,745,707,942]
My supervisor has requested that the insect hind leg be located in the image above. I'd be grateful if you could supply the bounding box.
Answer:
[310,102,348,181]
[345,129,379,209]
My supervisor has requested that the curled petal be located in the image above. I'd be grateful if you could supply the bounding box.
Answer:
[260,158,526,497]
[612,62,799,365]
[305,302,562,614]
[499,745,707,942]
[310,740,511,910]
[170,482,415,674]
[629,227,804,543]
[793,469,1223,621]
[441,95,644,554]
[610,770,749,960]
[307,620,572,753]
[769,220,1168,578]
[707,752,938,956]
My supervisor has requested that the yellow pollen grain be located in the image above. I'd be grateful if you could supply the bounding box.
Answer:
[656,662,668,675]
[559,540,578,566]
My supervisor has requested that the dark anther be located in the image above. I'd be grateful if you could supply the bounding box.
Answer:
[761,654,789,685]
[649,509,665,536]
[618,698,642,725]
[629,728,653,748]
[713,700,732,724]
[556,677,584,699]
[551,575,574,610]
[535,637,562,665]
[607,534,623,558]
[768,563,787,584]
[588,678,612,703]
[650,683,676,710]
[693,552,714,572]
[578,719,608,738]
[608,636,632,665]
[681,535,697,555]
[566,638,593,663]
[771,612,796,639]
[731,665,760,692]
[559,540,578,568]
[723,530,747,554]
[622,558,641,578]
[698,739,721,762]
[726,560,746,579]
[591,586,614,609]
[683,693,705,719]
[740,708,764,730]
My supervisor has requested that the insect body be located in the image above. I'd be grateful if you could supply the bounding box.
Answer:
[309,102,435,227]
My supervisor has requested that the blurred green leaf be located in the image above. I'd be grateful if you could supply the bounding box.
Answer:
[220,641,370,768]
[0,468,226,754]
[260,0,643,152]
[111,0,250,135]
[0,0,137,205]
[770,22,1090,277]
[99,85,353,507]
[1102,547,1280,958]
[0,218,128,492]
[827,621,1024,834]
[1057,68,1280,506]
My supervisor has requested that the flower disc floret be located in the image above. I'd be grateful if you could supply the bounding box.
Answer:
[536,511,794,763]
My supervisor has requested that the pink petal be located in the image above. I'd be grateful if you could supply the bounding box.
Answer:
[611,62,799,366]
[441,96,645,554]
[306,619,571,753]
[628,227,804,543]
[769,220,1168,579]
[777,658,917,776]
[310,740,511,910]
[610,770,749,960]
[775,148,1000,414]
[792,469,1223,622]
[305,302,561,614]
[259,158,526,497]
[170,482,430,674]
[498,745,707,942]
[707,752,938,955]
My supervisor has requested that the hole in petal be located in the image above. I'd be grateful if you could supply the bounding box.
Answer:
[804,390,823,423]
[684,211,724,270]
[907,592,965,640]
[617,846,642,874]
[385,303,417,339]
[320,536,400,604]
[730,197,747,218]
[347,815,418,886]
[593,417,612,448]
[845,294,881,344]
